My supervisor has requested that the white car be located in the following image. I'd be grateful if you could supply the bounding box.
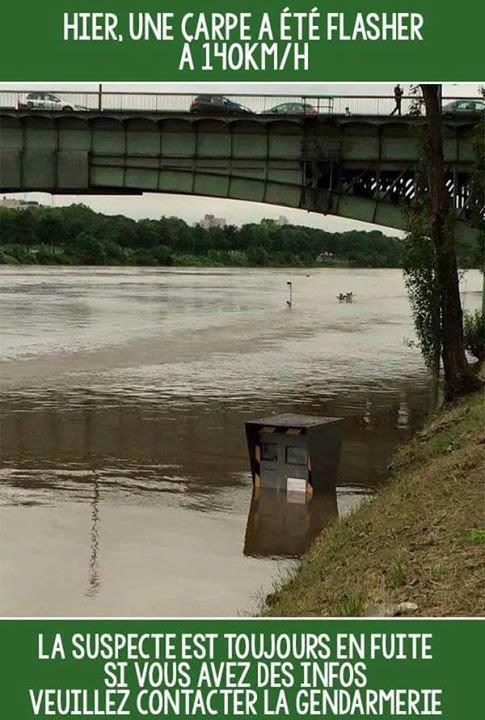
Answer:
[442,99,485,115]
[18,92,87,112]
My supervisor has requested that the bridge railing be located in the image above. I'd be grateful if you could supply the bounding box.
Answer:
[0,90,481,117]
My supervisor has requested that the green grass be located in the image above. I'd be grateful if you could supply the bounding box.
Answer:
[331,591,367,617]
[458,528,485,546]
[387,561,407,588]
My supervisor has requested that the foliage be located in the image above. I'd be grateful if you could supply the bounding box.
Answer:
[402,233,441,371]
[331,591,367,618]
[408,84,424,116]
[468,90,485,272]
[0,202,480,270]
[463,310,485,360]
[458,528,485,546]
[387,561,407,589]
[0,203,411,268]
[402,152,441,372]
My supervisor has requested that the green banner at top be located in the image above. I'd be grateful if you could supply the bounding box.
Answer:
[0,0,484,82]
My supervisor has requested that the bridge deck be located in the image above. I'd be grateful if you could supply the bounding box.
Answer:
[1,97,483,241]
[1,109,481,129]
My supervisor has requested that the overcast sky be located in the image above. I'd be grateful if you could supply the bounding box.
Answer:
[4,82,482,234]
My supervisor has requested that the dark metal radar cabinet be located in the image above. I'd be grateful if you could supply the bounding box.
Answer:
[245,413,343,497]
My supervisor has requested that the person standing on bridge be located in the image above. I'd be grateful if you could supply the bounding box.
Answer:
[390,84,404,116]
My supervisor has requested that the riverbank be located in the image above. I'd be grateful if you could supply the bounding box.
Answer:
[0,251,350,269]
[266,388,485,617]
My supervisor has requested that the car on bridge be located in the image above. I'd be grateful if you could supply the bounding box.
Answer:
[18,92,88,112]
[190,95,254,115]
[264,102,318,116]
[442,99,485,115]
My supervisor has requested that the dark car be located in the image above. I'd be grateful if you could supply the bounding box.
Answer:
[190,95,253,115]
[442,99,485,114]
[265,102,318,116]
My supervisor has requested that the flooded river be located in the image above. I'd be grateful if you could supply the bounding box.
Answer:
[0,267,481,616]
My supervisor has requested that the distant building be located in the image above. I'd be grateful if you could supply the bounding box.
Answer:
[1,196,40,210]
[199,214,226,230]
[276,215,289,226]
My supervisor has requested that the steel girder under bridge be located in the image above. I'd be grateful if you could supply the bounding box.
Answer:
[0,111,482,238]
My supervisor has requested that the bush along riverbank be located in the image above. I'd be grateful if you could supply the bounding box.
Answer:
[265,388,485,617]
[1,204,480,268]
[0,205,403,268]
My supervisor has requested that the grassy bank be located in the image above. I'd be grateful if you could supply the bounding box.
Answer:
[266,389,485,617]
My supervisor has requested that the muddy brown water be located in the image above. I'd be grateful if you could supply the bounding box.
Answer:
[0,266,481,616]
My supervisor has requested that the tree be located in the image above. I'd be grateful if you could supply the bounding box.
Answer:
[74,232,107,265]
[420,84,480,399]
[137,219,161,249]
[36,212,66,248]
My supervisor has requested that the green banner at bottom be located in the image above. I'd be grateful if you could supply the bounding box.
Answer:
[0,619,482,718]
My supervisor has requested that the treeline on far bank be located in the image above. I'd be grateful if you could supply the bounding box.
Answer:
[0,204,479,268]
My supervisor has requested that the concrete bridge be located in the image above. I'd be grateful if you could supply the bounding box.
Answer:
[1,93,482,238]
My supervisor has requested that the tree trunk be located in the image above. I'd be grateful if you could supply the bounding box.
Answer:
[420,84,478,400]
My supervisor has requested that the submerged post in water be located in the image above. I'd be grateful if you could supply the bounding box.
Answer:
[286,281,293,308]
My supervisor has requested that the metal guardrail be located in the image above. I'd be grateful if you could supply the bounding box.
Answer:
[0,90,482,117]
